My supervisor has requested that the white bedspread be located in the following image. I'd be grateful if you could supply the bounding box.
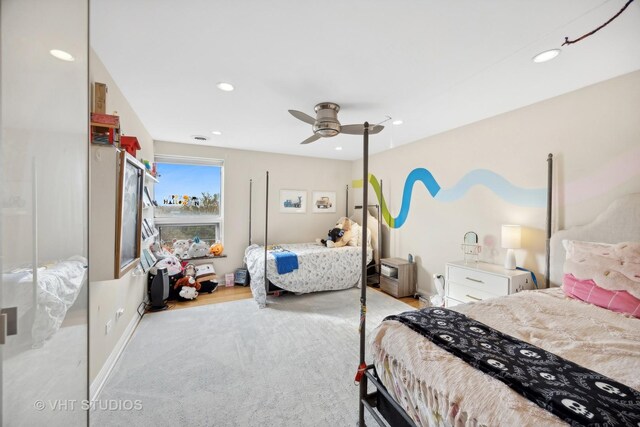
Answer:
[244,243,371,308]
[371,288,640,426]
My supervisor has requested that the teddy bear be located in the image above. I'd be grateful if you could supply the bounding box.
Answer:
[319,218,352,248]
[187,236,209,258]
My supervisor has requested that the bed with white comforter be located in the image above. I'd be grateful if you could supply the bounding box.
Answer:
[244,243,371,307]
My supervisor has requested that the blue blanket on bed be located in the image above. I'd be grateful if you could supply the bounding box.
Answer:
[271,251,298,274]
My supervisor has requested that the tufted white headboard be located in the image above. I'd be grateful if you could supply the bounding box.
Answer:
[549,193,640,287]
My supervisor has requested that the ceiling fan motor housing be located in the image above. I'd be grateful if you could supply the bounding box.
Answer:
[313,102,341,137]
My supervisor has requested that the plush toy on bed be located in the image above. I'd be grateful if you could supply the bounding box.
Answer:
[319,218,353,248]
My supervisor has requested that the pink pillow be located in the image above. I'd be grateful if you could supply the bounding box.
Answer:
[563,273,640,318]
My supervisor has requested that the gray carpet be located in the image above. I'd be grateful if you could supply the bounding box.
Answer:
[92,288,413,427]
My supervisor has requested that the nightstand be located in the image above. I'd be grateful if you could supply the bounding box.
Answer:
[380,257,417,298]
[445,261,533,307]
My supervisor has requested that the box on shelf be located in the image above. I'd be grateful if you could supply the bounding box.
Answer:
[381,264,398,278]
[90,113,120,146]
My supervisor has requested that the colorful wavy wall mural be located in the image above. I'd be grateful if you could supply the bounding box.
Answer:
[353,169,546,228]
[353,145,640,229]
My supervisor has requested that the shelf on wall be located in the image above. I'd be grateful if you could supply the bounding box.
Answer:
[145,172,159,183]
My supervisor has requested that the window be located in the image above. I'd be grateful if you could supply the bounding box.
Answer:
[153,155,223,246]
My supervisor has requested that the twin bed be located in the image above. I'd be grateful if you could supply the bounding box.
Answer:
[244,210,379,308]
[366,193,640,426]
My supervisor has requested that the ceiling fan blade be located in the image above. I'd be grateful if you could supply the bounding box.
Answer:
[340,124,385,135]
[300,134,321,145]
[289,110,316,125]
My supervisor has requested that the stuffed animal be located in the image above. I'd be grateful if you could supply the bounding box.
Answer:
[187,237,209,258]
[209,241,224,256]
[172,239,192,259]
[174,275,202,291]
[179,285,198,300]
[155,255,182,276]
[150,242,173,259]
[174,275,201,300]
[319,218,352,248]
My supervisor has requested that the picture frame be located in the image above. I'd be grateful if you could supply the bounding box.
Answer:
[311,191,337,213]
[114,151,145,278]
[279,189,307,213]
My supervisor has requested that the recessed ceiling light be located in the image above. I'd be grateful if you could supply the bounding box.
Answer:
[49,49,74,62]
[532,49,561,63]
[392,120,403,125]
[211,130,222,136]
[192,135,209,142]
[335,146,343,151]
[216,82,234,92]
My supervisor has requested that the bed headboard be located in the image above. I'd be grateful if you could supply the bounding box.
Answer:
[549,193,640,287]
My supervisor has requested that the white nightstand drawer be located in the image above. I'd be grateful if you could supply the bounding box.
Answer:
[447,266,509,295]
[448,282,499,303]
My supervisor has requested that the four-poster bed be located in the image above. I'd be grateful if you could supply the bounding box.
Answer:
[243,177,381,307]
[356,150,640,426]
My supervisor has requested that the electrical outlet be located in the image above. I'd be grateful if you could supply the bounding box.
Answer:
[105,320,112,335]
[116,308,125,320]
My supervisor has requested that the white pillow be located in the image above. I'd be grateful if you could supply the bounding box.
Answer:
[357,225,372,248]
[348,223,360,246]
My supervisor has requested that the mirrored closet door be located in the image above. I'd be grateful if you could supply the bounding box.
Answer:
[1,0,89,425]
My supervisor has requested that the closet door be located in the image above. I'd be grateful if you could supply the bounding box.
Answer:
[0,0,89,425]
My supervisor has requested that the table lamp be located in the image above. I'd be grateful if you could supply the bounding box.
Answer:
[501,225,521,270]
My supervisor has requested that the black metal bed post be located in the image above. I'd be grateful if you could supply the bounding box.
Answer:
[346,184,349,217]
[545,154,553,289]
[358,123,370,426]
[249,179,253,246]
[264,171,269,297]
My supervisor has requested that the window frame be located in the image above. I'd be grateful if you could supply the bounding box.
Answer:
[153,154,224,243]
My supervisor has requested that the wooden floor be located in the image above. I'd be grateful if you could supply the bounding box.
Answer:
[164,285,253,311]
[160,284,421,312]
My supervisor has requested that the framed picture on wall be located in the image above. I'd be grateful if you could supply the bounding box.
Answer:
[312,191,337,213]
[114,151,145,278]
[279,189,307,213]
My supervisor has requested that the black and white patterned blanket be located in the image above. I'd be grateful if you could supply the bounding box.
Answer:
[385,308,640,426]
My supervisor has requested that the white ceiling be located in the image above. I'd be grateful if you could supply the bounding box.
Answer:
[90,0,640,160]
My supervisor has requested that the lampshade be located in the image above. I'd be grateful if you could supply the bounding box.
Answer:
[501,225,521,249]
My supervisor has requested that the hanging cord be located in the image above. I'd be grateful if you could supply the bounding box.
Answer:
[563,0,635,46]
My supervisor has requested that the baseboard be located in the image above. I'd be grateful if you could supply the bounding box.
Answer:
[90,313,141,401]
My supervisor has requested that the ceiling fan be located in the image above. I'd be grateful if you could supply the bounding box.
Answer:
[288,102,384,144]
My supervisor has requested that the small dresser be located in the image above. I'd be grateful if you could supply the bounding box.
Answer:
[445,261,534,307]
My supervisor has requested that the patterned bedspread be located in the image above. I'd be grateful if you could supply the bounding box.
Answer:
[244,243,371,308]
[371,288,640,426]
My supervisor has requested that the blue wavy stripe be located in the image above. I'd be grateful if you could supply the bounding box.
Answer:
[393,168,441,228]
[434,169,546,207]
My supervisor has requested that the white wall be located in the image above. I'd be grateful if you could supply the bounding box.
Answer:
[352,70,640,295]
[154,141,353,276]
[89,50,154,382]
